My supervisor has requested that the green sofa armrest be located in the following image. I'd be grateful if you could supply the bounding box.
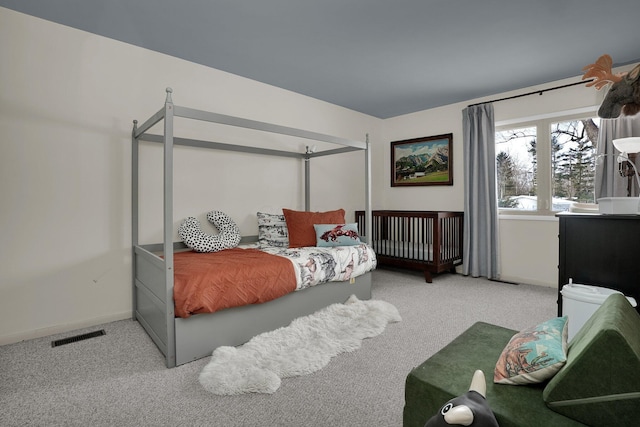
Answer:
[543,293,640,427]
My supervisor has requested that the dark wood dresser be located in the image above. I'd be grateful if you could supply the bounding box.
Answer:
[557,212,640,315]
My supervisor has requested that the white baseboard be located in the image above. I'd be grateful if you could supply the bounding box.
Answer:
[0,311,132,346]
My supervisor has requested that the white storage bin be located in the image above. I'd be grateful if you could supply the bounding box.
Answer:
[561,282,637,342]
[597,197,639,214]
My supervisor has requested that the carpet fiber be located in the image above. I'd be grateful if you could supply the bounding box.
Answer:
[199,294,402,395]
[1,270,559,426]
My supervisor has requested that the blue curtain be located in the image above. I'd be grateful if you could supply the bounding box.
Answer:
[462,104,500,279]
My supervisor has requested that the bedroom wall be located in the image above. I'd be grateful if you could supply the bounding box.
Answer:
[379,70,640,288]
[0,8,381,344]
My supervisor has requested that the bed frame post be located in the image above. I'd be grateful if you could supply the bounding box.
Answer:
[304,145,311,211]
[131,120,139,319]
[364,134,372,244]
[163,88,177,368]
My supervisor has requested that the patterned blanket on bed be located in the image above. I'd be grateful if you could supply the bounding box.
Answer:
[260,243,377,290]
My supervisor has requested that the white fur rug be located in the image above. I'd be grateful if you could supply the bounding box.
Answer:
[199,295,401,395]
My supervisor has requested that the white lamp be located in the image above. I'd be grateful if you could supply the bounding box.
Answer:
[612,137,640,154]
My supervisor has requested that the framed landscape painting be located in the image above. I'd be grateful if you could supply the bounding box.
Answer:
[391,133,453,187]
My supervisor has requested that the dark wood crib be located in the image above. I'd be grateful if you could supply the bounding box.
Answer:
[355,210,464,282]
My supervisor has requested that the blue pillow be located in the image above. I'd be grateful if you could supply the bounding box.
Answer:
[314,223,362,247]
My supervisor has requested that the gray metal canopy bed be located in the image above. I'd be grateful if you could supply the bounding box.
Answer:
[132,88,373,367]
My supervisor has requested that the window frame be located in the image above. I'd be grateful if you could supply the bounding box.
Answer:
[495,107,599,216]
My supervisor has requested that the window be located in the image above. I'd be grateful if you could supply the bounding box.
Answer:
[496,113,600,213]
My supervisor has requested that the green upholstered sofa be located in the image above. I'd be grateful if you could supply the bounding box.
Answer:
[403,293,640,427]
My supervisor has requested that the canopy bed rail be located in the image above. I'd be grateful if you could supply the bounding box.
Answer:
[355,210,464,283]
[132,88,372,367]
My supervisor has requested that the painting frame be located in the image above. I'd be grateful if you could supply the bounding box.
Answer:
[390,133,453,187]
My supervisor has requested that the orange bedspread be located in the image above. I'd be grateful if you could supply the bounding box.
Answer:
[172,248,297,318]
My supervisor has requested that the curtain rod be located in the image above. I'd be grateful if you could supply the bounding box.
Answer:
[467,79,594,108]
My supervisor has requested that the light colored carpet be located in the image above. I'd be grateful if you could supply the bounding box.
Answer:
[0,268,558,426]
[199,295,401,395]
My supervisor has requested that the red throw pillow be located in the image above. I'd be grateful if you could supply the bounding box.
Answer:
[282,208,346,248]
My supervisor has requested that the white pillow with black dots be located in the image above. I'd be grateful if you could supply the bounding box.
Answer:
[178,211,241,253]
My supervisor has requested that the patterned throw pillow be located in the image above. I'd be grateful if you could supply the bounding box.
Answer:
[178,211,241,253]
[257,212,289,248]
[314,223,362,247]
[494,316,568,385]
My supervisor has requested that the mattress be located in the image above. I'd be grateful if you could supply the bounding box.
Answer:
[173,243,377,317]
[373,239,435,261]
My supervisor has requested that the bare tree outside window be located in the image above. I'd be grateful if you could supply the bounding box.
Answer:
[551,119,599,209]
[496,126,536,210]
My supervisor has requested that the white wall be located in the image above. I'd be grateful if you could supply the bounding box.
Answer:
[0,8,380,344]
[380,105,465,211]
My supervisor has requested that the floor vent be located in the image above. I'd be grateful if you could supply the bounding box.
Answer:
[51,329,106,347]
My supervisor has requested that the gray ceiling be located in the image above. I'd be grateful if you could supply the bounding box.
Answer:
[2,0,640,118]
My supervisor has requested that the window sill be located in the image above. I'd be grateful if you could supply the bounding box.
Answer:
[498,213,559,221]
